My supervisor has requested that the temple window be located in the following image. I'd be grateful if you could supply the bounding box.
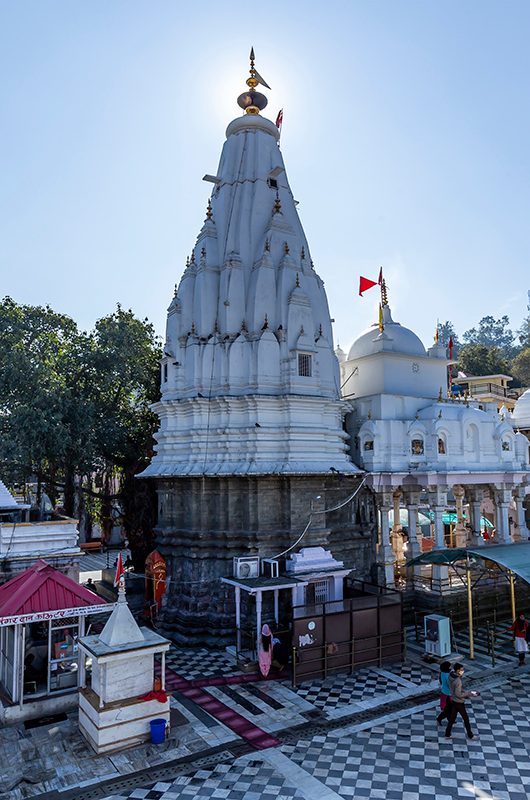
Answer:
[438,436,446,455]
[411,438,424,455]
[502,439,511,451]
[363,440,374,452]
[163,363,168,383]
[298,353,312,377]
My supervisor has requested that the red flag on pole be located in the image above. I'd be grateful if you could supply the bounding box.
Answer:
[448,336,454,359]
[359,276,378,296]
[114,551,125,587]
[275,109,283,132]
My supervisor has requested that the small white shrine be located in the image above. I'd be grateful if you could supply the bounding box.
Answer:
[78,582,170,754]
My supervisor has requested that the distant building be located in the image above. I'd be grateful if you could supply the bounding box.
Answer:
[456,373,519,411]
[0,479,81,584]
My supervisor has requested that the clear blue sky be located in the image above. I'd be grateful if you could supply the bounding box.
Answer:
[1,1,529,352]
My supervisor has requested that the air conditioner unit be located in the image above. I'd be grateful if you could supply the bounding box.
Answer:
[261,558,279,578]
[233,556,260,579]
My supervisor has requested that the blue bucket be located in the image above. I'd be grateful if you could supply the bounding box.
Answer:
[150,718,166,744]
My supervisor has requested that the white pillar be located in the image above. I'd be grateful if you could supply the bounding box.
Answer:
[378,499,396,587]
[495,485,513,544]
[18,624,26,709]
[391,490,404,562]
[235,585,241,653]
[255,589,262,655]
[433,506,445,549]
[470,497,483,546]
[78,617,86,688]
[514,488,528,542]
[407,503,421,558]
[12,625,20,703]
[273,589,279,626]
[429,488,449,593]
[452,485,467,547]
[498,503,511,544]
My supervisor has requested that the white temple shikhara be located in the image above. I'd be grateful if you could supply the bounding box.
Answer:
[140,50,373,641]
[339,286,530,589]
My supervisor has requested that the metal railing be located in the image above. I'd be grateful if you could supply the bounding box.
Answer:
[291,629,405,687]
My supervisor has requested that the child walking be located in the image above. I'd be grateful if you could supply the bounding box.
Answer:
[436,661,452,725]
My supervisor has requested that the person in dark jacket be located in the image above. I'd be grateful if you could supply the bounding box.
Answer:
[444,663,477,740]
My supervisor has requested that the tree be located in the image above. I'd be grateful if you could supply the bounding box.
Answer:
[511,348,530,388]
[456,344,511,377]
[462,315,517,357]
[517,291,530,349]
[0,297,161,565]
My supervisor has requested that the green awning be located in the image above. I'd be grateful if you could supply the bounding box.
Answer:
[407,542,530,583]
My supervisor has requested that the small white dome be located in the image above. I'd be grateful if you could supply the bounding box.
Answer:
[512,388,530,428]
[347,306,427,361]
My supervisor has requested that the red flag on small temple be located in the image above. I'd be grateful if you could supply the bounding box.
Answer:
[359,276,378,296]
[114,551,125,587]
[377,267,383,285]
[275,109,283,131]
[448,336,454,359]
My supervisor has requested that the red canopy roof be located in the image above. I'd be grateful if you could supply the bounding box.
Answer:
[0,559,106,617]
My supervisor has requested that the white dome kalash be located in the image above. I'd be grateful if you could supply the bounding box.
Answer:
[512,388,530,430]
[348,304,427,360]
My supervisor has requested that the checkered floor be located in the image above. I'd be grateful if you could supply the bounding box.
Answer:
[163,647,243,681]
[385,660,437,685]
[289,667,402,710]
[102,672,530,800]
[281,674,530,800]
[104,759,305,800]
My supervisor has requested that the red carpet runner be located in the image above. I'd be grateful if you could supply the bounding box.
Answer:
[158,663,281,750]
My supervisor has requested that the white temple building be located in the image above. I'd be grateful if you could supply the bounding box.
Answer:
[140,52,375,642]
[339,293,530,589]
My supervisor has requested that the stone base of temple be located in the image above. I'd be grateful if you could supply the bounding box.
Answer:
[154,474,377,644]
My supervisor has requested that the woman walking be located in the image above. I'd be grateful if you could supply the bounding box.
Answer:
[507,613,529,666]
[444,663,478,740]
[258,623,273,677]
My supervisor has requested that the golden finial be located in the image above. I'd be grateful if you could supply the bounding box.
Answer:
[206,199,213,220]
[284,241,290,255]
[438,386,443,401]
[380,278,388,307]
[295,272,300,287]
[378,303,384,333]
[273,191,282,214]
[237,48,270,115]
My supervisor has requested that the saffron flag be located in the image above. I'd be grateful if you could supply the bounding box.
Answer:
[275,109,283,131]
[448,336,454,359]
[359,276,378,296]
[114,551,125,587]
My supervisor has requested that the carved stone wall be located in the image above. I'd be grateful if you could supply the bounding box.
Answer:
[154,475,376,645]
